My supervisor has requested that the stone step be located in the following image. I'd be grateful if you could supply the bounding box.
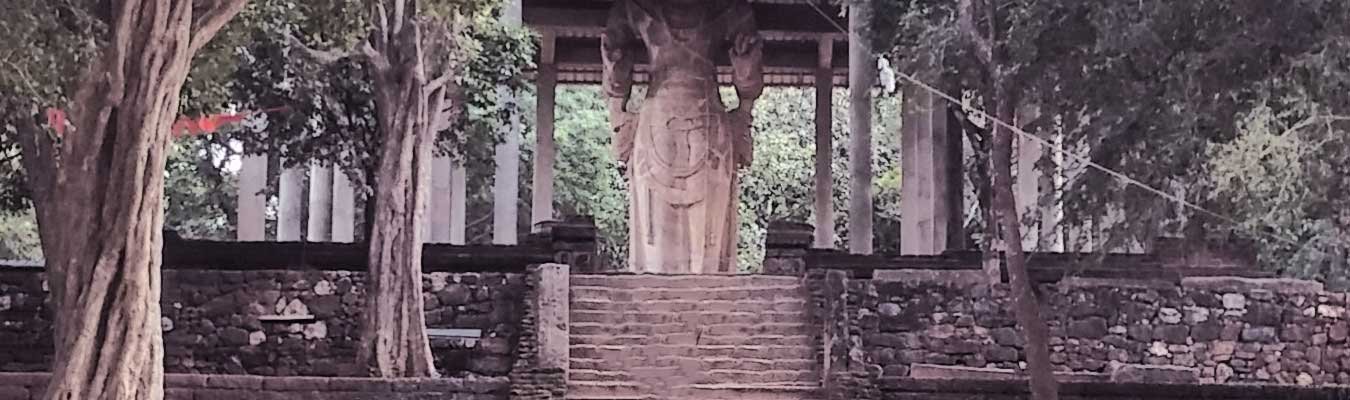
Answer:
[569,369,634,382]
[570,333,817,347]
[570,356,817,372]
[571,310,810,325]
[570,274,805,290]
[679,383,824,400]
[567,382,823,400]
[704,369,820,383]
[570,299,808,313]
[571,322,815,337]
[568,381,650,400]
[571,286,805,302]
[570,346,817,367]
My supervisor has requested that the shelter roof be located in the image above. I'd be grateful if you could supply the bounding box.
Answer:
[523,0,851,86]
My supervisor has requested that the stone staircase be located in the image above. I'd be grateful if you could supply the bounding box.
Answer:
[568,274,823,400]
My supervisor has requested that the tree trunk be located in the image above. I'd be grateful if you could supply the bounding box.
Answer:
[356,0,444,377]
[991,83,1059,400]
[15,2,246,399]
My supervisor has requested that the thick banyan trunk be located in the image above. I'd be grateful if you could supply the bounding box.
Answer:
[990,83,1059,400]
[357,9,439,376]
[20,2,246,399]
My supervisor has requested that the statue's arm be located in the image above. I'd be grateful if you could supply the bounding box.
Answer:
[726,0,762,167]
[726,0,764,113]
[602,0,640,162]
[602,0,638,115]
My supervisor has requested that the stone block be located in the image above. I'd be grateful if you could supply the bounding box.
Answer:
[1069,317,1109,339]
[166,373,210,388]
[1182,277,1324,294]
[205,375,264,390]
[0,386,28,400]
[1111,364,1199,384]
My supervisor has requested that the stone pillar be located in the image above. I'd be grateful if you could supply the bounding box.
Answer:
[531,263,569,370]
[899,85,955,255]
[1011,105,1067,252]
[847,0,875,255]
[429,156,453,243]
[813,37,836,250]
[307,163,333,242]
[822,269,851,399]
[332,170,356,242]
[450,161,468,245]
[277,164,305,241]
[531,31,558,232]
[492,0,523,245]
[236,152,268,241]
[765,221,813,276]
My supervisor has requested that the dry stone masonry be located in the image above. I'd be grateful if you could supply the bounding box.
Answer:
[0,268,528,377]
[858,275,1350,386]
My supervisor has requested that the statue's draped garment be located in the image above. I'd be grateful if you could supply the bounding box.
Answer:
[603,0,763,273]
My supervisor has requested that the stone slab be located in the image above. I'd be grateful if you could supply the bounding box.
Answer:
[1110,364,1198,384]
[908,364,1108,383]
[873,269,988,287]
[1181,277,1324,294]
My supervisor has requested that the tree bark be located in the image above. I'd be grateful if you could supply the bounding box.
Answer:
[15,2,246,399]
[991,83,1059,400]
[356,0,446,377]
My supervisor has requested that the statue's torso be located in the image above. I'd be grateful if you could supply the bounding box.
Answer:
[630,3,730,99]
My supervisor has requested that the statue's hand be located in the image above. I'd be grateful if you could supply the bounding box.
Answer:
[729,107,753,167]
[612,110,638,163]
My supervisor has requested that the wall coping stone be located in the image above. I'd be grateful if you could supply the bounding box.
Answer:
[0,373,510,395]
[879,377,1350,399]
[1181,276,1324,294]
[873,269,987,286]
[1058,277,1177,290]
[908,364,1108,383]
[1109,364,1198,384]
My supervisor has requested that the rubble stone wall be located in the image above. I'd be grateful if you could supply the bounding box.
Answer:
[854,274,1350,386]
[0,372,509,400]
[0,268,528,377]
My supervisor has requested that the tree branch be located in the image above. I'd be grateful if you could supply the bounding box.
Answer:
[286,33,361,64]
[188,0,249,56]
[362,41,392,72]
[958,0,994,66]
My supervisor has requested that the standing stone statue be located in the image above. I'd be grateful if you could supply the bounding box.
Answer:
[603,0,763,274]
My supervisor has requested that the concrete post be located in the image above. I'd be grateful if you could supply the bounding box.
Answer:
[899,86,954,255]
[306,163,333,242]
[429,156,453,243]
[531,31,558,231]
[847,0,875,255]
[236,152,268,241]
[813,37,836,250]
[277,164,305,241]
[332,169,356,242]
[493,0,523,245]
[450,161,468,245]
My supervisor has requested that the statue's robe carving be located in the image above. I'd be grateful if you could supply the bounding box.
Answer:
[603,0,763,274]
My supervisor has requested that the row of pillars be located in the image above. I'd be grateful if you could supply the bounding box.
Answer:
[233,0,1083,256]
[235,2,541,246]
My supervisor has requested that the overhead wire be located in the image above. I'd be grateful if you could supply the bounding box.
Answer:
[801,0,1325,252]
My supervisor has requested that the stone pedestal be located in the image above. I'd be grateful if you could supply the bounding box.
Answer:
[764,220,814,276]
[528,217,601,273]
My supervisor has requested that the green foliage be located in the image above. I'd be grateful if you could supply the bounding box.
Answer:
[880,0,1350,259]
[164,138,238,240]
